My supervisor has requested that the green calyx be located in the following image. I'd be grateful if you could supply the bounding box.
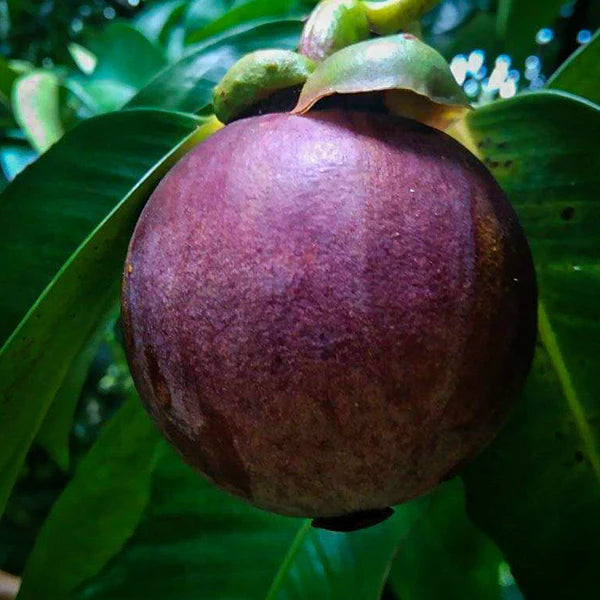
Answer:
[211,0,466,131]
[293,34,470,130]
[212,50,316,124]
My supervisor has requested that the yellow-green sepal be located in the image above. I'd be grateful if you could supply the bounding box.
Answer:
[293,34,471,130]
[298,0,370,62]
[213,50,316,124]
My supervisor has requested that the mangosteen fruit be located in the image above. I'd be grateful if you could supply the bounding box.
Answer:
[121,1,537,531]
[122,109,536,528]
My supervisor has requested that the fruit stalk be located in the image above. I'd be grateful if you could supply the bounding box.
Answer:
[362,0,440,35]
[298,0,440,62]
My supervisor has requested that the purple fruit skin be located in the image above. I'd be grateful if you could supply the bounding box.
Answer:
[122,110,537,518]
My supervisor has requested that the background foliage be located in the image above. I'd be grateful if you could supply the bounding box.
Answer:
[0,1,598,599]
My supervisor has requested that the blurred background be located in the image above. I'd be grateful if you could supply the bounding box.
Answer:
[0,0,598,594]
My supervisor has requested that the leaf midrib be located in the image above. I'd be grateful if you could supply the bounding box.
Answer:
[538,301,600,484]
[265,519,311,600]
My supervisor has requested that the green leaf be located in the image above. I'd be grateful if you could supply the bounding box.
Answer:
[164,24,187,61]
[85,22,166,90]
[35,312,115,471]
[547,28,600,105]
[66,78,138,114]
[0,166,8,192]
[428,12,498,61]
[68,23,168,113]
[496,0,563,65]
[454,90,600,598]
[12,71,64,153]
[184,0,235,35]
[68,43,98,76]
[265,501,426,600]
[133,0,186,44]
[0,110,220,519]
[8,59,35,75]
[127,20,303,113]
[78,441,425,600]
[389,479,505,600]
[18,396,163,600]
[78,444,302,600]
[0,146,37,181]
[0,55,18,110]
[186,0,303,44]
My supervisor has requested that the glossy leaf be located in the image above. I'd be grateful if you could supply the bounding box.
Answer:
[186,0,303,44]
[12,71,63,153]
[547,27,600,105]
[453,90,600,598]
[133,0,186,44]
[164,23,187,61]
[389,479,504,600]
[128,20,303,113]
[428,12,498,61]
[85,22,166,90]
[0,146,37,181]
[184,0,235,35]
[68,43,98,76]
[496,0,563,65]
[18,397,163,600]
[0,104,13,130]
[266,500,426,600]
[0,111,220,518]
[69,23,168,113]
[77,440,426,600]
[7,58,34,76]
[66,78,138,114]
[78,444,301,600]
[0,56,18,110]
[35,313,115,471]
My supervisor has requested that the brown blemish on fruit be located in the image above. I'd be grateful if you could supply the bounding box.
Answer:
[143,346,172,410]
[194,404,252,497]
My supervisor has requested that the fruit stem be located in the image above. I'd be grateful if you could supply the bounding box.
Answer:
[361,0,440,35]
[298,0,371,62]
[298,0,438,62]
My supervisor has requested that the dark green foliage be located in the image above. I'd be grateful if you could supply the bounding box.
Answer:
[0,1,598,598]
[460,90,600,598]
